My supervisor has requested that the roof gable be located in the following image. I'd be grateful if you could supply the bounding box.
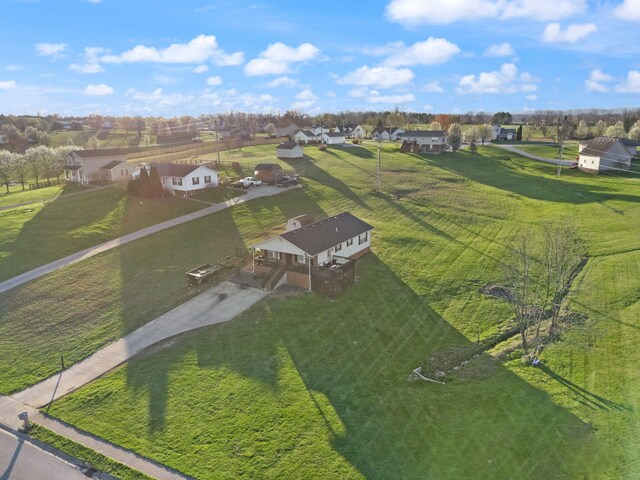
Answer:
[279,212,373,256]
[580,137,621,157]
[276,141,300,150]
[150,162,215,178]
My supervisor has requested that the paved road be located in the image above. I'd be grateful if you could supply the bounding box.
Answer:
[494,144,577,166]
[0,185,297,295]
[0,428,87,480]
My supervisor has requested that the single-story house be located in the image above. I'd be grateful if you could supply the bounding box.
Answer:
[390,128,405,141]
[251,212,373,294]
[149,162,218,196]
[372,128,392,141]
[322,132,346,145]
[276,123,301,139]
[310,125,330,136]
[398,130,448,153]
[101,160,137,184]
[294,130,319,144]
[276,141,304,159]
[578,137,637,174]
[350,124,367,139]
[254,163,284,184]
[64,148,138,185]
[496,128,517,141]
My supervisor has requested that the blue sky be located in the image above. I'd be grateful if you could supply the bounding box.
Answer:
[1,0,639,116]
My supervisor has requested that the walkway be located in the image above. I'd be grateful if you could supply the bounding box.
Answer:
[0,185,298,294]
[0,281,269,479]
[494,144,577,166]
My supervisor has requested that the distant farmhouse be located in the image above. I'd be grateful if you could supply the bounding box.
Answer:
[398,130,448,154]
[276,141,304,159]
[148,162,218,197]
[64,148,137,185]
[251,212,373,295]
[578,137,638,174]
[294,130,320,144]
[496,127,517,141]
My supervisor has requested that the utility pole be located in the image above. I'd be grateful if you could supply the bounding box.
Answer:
[557,115,567,178]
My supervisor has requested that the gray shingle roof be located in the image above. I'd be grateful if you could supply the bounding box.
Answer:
[398,130,446,137]
[101,160,126,170]
[323,132,345,138]
[276,141,300,150]
[280,212,373,256]
[150,162,208,177]
[580,137,619,157]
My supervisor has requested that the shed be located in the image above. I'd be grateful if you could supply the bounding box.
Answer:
[254,163,284,184]
[276,141,304,159]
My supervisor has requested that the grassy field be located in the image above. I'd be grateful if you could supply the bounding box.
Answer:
[3,143,639,478]
[516,142,580,160]
[191,186,246,204]
[0,182,88,208]
[0,188,204,282]
[49,129,157,149]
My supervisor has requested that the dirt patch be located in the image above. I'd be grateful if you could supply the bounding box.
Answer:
[479,283,513,302]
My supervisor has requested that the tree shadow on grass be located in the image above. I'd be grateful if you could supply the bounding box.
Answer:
[537,363,632,412]
[191,254,608,479]
[281,155,370,210]
[414,150,640,205]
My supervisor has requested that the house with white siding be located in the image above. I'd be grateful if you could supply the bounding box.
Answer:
[64,148,138,185]
[276,141,304,159]
[398,130,448,153]
[322,132,346,145]
[251,212,373,294]
[149,162,218,197]
[294,130,319,144]
[578,137,637,174]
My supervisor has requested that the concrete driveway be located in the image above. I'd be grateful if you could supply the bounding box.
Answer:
[494,144,577,166]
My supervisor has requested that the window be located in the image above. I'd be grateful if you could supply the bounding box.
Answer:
[172,177,183,186]
[192,176,200,186]
[268,250,280,260]
[346,238,354,247]
[334,243,342,252]
[297,254,310,264]
[204,175,211,184]
[358,232,368,245]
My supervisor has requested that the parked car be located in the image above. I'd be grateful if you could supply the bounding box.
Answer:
[232,177,262,189]
[276,175,298,187]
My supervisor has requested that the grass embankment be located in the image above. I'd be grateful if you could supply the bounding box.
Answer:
[29,425,153,480]
[3,144,639,478]
[0,188,205,282]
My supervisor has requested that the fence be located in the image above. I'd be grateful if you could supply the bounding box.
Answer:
[28,179,61,190]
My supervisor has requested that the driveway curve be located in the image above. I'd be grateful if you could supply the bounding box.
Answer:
[493,144,577,167]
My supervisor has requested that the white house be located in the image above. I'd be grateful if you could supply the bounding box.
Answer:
[372,128,392,141]
[350,124,367,139]
[322,132,346,145]
[251,212,373,292]
[276,141,304,159]
[150,162,219,196]
[294,130,319,144]
[398,130,448,153]
[276,123,301,138]
[64,148,137,185]
[390,128,405,140]
[578,137,637,174]
[101,161,138,184]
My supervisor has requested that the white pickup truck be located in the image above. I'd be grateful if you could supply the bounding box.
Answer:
[232,177,262,188]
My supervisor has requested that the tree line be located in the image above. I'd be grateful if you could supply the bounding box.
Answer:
[0,146,78,192]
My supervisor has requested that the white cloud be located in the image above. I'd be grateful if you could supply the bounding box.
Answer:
[244,42,320,76]
[292,89,318,109]
[69,63,104,74]
[0,80,17,90]
[585,69,614,92]
[193,64,209,73]
[501,0,586,21]
[424,81,445,93]
[484,42,515,57]
[126,88,195,106]
[613,0,640,22]
[542,23,598,43]
[457,63,538,94]
[84,83,113,96]
[367,91,415,104]
[616,71,640,93]
[5,65,24,72]
[35,42,67,58]
[206,75,223,86]
[526,95,537,101]
[386,0,500,26]
[385,0,585,26]
[423,104,434,111]
[266,76,299,88]
[99,35,244,65]
[384,37,460,66]
[338,65,414,87]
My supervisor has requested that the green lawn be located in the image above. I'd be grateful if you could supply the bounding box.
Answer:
[0,188,204,282]
[3,143,640,478]
[516,142,580,160]
[191,186,246,204]
[0,182,88,208]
